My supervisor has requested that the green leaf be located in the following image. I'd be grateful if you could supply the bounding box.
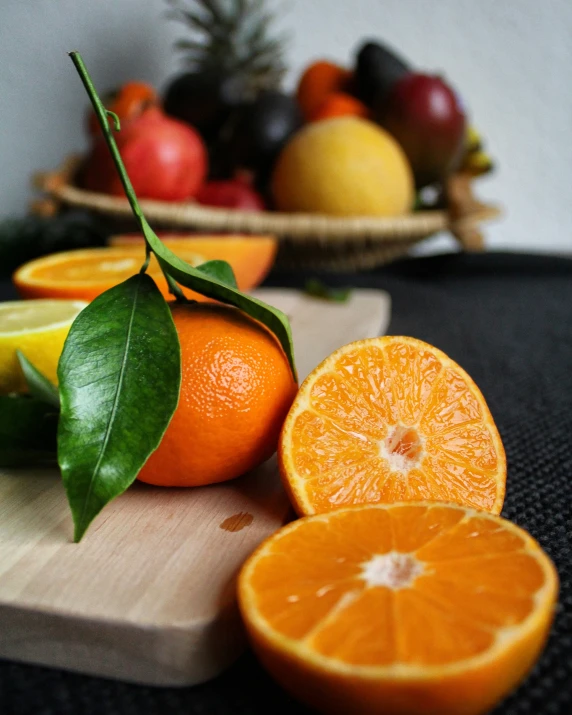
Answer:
[57,273,181,542]
[0,394,58,467]
[195,260,238,289]
[68,51,297,383]
[17,351,60,408]
[304,279,352,303]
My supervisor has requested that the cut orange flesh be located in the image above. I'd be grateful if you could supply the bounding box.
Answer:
[13,235,277,302]
[238,503,558,715]
[279,336,506,515]
[13,247,204,302]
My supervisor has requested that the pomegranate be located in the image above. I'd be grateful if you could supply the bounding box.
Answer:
[196,180,266,211]
[82,107,207,201]
[377,73,466,187]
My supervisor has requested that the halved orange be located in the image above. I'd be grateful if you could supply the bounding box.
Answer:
[13,247,203,302]
[14,235,277,302]
[239,502,558,715]
[279,336,506,515]
[110,233,277,295]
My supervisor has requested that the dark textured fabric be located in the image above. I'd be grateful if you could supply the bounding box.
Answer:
[0,252,570,714]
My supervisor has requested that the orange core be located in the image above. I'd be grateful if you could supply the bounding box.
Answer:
[384,426,422,469]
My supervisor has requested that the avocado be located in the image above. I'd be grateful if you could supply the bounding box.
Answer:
[229,91,303,183]
[355,40,411,108]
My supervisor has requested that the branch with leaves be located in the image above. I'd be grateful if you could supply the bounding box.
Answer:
[1,51,296,543]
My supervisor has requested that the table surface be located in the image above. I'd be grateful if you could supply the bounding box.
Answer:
[1,251,571,715]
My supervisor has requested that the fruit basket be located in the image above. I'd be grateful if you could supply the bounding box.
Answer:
[29,1,501,272]
[33,157,500,272]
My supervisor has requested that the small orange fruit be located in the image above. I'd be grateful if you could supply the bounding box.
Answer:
[279,336,506,515]
[239,502,558,715]
[272,117,414,217]
[86,80,158,136]
[312,92,369,122]
[13,236,276,303]
[296,60,352,121]
[137,303,297,487]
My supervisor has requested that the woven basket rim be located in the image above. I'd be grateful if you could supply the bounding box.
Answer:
[48,182,450,243]
[35,156,500,251]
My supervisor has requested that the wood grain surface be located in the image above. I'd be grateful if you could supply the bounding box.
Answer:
[0,288,390,686]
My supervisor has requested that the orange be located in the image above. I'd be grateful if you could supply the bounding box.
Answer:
[239,502,559,715]
[279,336,506,515]
[137,303,297,487]
[87,81,158,136]
[312,92,369,122]
[14,247,203,302]
[272,117,414,217]
[13,235,276,302]
[109,234,277,293]
[296,60,352,121]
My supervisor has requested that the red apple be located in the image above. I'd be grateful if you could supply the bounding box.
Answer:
[196,180,266,211]
[82,107,207,201]
[377,73,466,187]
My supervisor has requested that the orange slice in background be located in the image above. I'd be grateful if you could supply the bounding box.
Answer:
[279,336,506,515]
[13,235,277,302]
[239,502,558,715]
[110,233,277,294]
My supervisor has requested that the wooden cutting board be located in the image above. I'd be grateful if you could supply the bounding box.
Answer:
[0,288,390,686]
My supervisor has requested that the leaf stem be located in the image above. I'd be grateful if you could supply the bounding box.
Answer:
[163,267,188,302]
[68,52,145,227]
[68,51,297,379]
[140,244,151,274]
[70,51,185,303]
[71,52,187,306]
[105,110,121,131]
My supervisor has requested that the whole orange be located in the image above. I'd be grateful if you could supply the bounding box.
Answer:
[296,60,351,121]
[312,92,369,122]
[137,303,298,487]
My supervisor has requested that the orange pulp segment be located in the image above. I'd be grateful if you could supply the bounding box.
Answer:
[279,336,506,515]
[238,502,558,715]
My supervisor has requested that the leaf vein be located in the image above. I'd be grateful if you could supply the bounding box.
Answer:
[76,277,142,535]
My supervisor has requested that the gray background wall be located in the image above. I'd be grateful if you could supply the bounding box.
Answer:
[1,0,571,254]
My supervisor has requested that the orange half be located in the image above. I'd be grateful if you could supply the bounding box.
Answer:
[239,502,558,715]
[279,336,506,515]
[110,234,277,294]
[14,235,277,302]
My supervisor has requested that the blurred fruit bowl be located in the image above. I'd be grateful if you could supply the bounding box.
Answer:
[30,3,502,273]
[13,235,277,302]
[33,156,500,272]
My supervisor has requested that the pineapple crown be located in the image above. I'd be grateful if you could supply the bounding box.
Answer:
[166,0,288,92]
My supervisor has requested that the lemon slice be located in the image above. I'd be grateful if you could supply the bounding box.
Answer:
[0,299,86,394]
